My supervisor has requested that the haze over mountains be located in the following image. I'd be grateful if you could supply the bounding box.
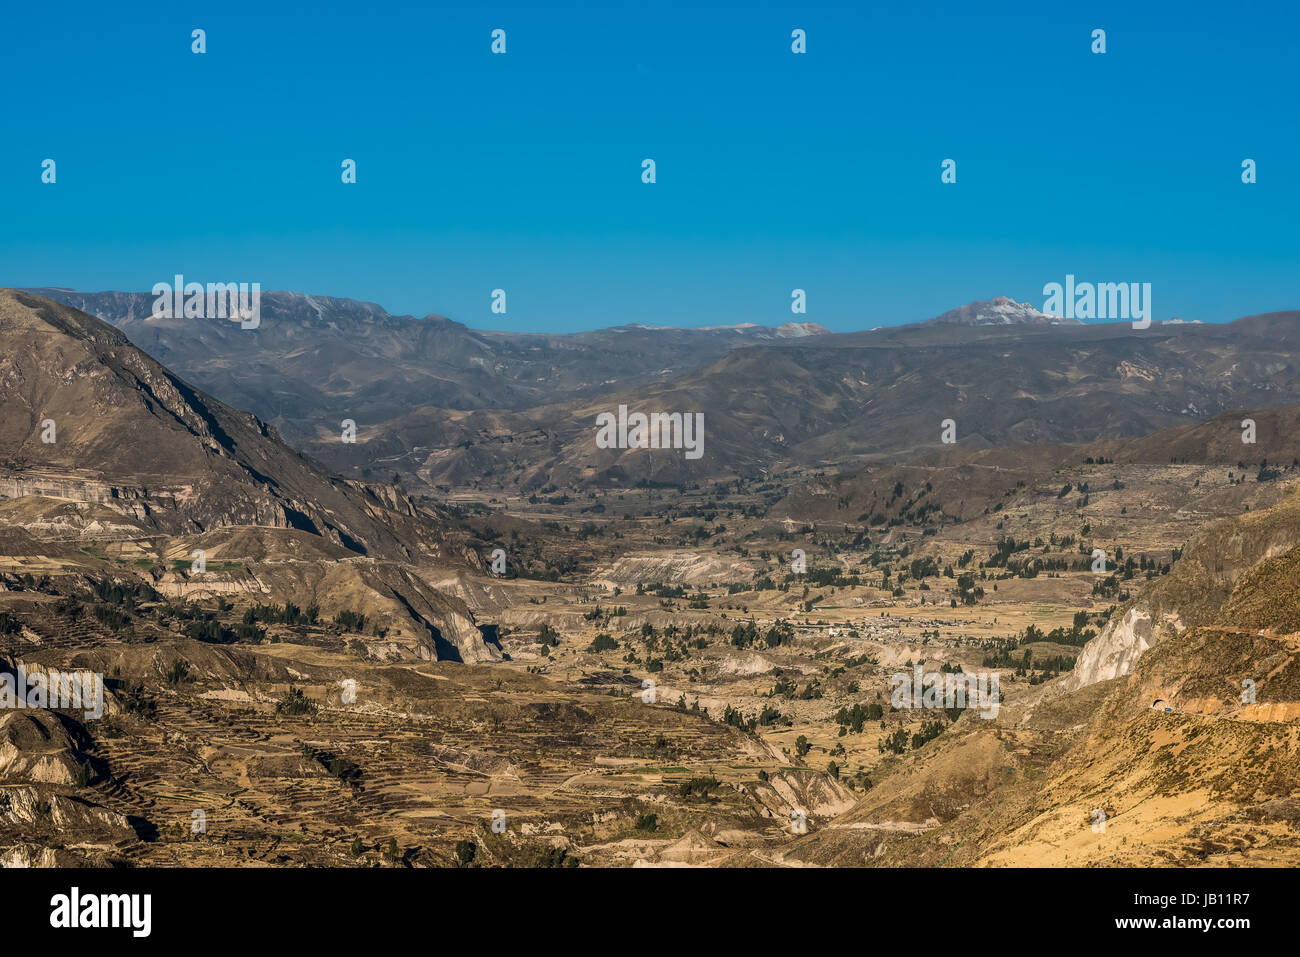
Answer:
[24,288,1300,495]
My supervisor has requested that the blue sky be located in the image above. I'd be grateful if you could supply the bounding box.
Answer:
[2,0,1296,332]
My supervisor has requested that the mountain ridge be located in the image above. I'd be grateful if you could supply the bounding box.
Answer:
[0,289,496,662]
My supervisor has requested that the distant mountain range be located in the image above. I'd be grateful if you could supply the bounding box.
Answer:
[20,287,1300,493]
[23,288,832,424]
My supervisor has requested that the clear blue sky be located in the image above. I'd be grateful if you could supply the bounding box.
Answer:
[3,0,1296,332]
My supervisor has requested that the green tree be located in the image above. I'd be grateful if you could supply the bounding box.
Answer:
[455,840,477,867]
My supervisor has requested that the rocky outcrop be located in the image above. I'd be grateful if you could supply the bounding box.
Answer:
[0,712,82,785]
[750,768,857,820]
[1064,607,1168,689]
[592,551,754,589]
[1064,486,1300,691]
[1,786,134,837]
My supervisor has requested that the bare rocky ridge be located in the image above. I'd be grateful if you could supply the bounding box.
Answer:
[0,290,494,663]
